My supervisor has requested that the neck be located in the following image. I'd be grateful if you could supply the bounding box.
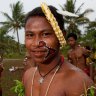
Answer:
[37,55,61,75]
[71,44,77,49]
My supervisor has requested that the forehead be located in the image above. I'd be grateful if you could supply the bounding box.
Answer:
[25,16,53,30]
[68,37,76,41]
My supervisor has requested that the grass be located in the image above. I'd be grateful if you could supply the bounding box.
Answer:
[1,59,24,96]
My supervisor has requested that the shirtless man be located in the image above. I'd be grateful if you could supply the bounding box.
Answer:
[23,3,94,96]
[67,33,90,76]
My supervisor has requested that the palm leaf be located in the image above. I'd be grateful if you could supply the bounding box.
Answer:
[75,3,84,14]
[79,9,94,17]
[76,17,90,24]
[87,21,96,28]
[1,12,13,21]
[10,1,24,21]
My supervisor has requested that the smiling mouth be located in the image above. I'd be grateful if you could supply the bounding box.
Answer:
[31,51,47,57]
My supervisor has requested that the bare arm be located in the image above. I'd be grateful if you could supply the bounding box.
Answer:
[66,71,94,96]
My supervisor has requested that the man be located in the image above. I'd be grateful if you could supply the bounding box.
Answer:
[67,33,91,76]
[23,3,94,96]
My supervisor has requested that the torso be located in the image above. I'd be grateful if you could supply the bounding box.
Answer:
[23,60,93,96]
[68,46,87,70]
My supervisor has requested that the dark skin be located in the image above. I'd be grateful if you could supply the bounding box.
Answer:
[23,16,94,96]
[67,37,95,80]
[67,37,89,70]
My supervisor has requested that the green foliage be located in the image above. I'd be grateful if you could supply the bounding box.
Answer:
[85,23,96,49]
[0,1,25,54]
[60,0,94,36]
[65,0,75,13]
[81,85,96,96]
[80,29,96,50]
[61,45,70,57]
[11,80,25,96]
[88,86,96,96]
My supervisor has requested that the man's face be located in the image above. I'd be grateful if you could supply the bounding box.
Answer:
[67,37,76,47]
[25,16,60,64]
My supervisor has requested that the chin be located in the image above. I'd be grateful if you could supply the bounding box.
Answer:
[34,57,52,65]
[34,58,45,64]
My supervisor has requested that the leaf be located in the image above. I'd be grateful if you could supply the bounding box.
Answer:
[11,80,25,96]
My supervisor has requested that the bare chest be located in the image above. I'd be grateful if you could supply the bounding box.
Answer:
[68,48,83,59]
[25,73,66,96]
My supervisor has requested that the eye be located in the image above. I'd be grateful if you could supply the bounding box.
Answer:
[42,32,52,37]
[26,33,34,38]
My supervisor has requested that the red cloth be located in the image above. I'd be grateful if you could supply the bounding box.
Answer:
[83,68,90,76]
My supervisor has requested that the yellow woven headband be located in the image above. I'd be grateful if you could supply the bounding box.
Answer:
[41,2,66,49]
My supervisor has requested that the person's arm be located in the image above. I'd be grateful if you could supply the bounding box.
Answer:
[82,47,91,57]
[82,47,95,80]
[66,73,94,96]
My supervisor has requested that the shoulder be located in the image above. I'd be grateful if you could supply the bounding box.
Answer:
[62,61,93,83]
[76,45,88,54]
[76,45,83,50]
[78,46,87,52]
[67,71,93,95]
[61,61,94,95]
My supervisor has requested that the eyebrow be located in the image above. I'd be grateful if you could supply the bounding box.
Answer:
[41,29,54,32]
[25,29,54,33]
[25,31,33,33]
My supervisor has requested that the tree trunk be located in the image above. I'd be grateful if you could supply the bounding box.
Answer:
[16,29,21,54]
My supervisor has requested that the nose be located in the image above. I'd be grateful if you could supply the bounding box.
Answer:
[32,36,42,47]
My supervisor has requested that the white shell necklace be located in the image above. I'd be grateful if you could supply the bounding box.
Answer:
[31,64,61,96]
